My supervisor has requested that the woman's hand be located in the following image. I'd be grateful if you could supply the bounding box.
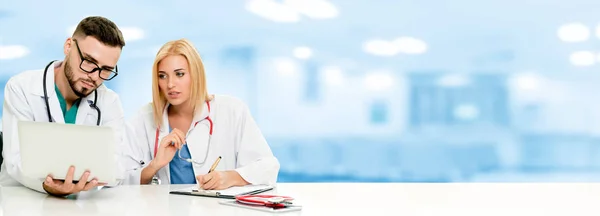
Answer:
[196,171,249,190]
[151,128,186,169]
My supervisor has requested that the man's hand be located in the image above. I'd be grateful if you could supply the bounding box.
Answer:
[196,170,249,190]
[42,166,104,197]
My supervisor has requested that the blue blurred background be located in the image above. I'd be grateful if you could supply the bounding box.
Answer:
[3,0,600,182]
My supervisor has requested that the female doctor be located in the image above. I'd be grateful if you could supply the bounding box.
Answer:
[123,39,280,189]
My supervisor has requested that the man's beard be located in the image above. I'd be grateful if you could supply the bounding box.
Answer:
[64,58,94,98]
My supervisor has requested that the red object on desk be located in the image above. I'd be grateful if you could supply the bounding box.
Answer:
[235,195,296,209]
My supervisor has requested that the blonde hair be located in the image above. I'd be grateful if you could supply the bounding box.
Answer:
[151,38,209,128]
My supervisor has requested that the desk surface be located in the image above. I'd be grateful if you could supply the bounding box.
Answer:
[1,183,600,216]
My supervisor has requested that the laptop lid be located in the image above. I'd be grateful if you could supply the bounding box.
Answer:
[18,121,117,184]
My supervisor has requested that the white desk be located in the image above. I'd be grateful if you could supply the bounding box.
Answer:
[1,183,600,216]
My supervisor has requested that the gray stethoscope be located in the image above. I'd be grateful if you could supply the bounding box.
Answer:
[43,60,101,125]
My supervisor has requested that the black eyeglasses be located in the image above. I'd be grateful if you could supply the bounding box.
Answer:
[72,39,118,81]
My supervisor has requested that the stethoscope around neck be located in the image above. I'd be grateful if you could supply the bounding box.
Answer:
[43,60,101,125]
[153,101,214,165]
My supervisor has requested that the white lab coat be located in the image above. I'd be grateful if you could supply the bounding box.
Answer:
[121,95,280,186]
[0,61,126,193]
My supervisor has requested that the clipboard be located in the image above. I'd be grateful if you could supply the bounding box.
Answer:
[169,185,275,199]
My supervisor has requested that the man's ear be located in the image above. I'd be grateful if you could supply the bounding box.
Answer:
[63,38,73,56]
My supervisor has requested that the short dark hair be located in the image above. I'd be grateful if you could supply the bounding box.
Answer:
[72,16,126,48]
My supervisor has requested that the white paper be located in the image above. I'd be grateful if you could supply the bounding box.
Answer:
[179,184,273,196]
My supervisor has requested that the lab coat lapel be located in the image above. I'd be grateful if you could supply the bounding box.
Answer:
[75,93,94,125]
[188,100,213,173]
[191,100,211,125]
[157,103,172,184]
[44,64,65,124]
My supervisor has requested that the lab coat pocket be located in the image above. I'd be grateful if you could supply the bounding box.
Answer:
[86,111,100,125]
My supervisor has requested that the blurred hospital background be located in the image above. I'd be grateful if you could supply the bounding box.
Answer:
[3,0,600,182]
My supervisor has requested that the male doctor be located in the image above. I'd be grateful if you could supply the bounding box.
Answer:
[0,16,126,197]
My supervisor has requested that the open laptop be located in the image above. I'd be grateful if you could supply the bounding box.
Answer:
[18,120,118,185]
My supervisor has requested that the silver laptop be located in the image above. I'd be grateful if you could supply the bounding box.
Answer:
[18,121,117,185]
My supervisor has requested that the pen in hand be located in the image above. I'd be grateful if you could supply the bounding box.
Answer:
[208,156,221,173]
[196,156,222,190]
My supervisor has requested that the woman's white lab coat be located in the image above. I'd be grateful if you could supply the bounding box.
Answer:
[121,95,280,185]
[0,61,127,193]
